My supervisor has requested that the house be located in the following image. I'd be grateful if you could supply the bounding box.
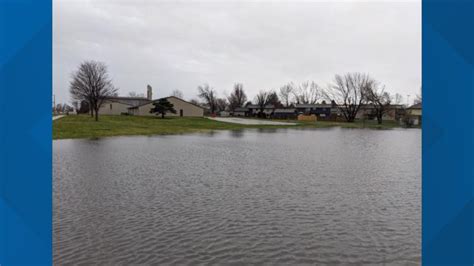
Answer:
[385,105,405,121]
[232,107,250,117]
[98,86,204,117]
[98,85,153,115]
[98,96,152,115]
[246,104,275,117]
[295,104,332,119]
[219,111,230,117]
[128,96,204,117]
[406,103,422,125]
[273,108,297,119]
[355,104,405,121]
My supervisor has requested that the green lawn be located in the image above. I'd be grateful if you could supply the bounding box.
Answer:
[53,115,408,140]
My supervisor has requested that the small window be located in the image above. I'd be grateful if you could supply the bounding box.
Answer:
[110,104,112,110]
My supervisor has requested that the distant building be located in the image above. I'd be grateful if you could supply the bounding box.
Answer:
[98,85,153,115]
[406,103,422,125]
[246,105,275,117]
[219,111,230,117]
[355,104,405,121]
[273,108,297,119]
[232,107,250,117]
[226,102,407,122]
[128,96,204,117]
[98,86,204,117]
[98,96,151,115]
[294,104,332,119]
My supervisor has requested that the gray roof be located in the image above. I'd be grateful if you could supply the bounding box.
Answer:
[408,103,422,109]
[295,104,332,108]
[358,104,405,109]
[246,104,275,109]
[234,107,249,112]
[163,96,205,109]
[106,96,151,107]
[128,95,204,110]
[274,108,296,113]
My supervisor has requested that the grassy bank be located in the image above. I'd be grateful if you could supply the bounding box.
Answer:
[53,115,291,139]
[53,115,408,140]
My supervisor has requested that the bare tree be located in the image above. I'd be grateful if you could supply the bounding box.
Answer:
[70,61,117,121]
[279,83,294,107]
[366,83,392,124]
[171,89,184,99]
[267,90,282,108]
[323,73,373,122]
[216,98,228,112]
[394,93,404,105]
[197,84,217,114]
[227,83,247,111]
[293,81,320,104]
[255,90,269,117]
[189,98,201,106]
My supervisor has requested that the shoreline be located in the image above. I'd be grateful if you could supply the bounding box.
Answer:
[53,115,419,140]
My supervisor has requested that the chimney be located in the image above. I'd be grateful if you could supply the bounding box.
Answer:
[147,85,152,100]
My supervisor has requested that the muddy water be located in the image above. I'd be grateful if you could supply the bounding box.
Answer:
[54,128,421,265]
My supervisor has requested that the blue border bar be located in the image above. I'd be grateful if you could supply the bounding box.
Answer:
[0,0,52,265]
[423,0,473,264]
[0,0,473,264]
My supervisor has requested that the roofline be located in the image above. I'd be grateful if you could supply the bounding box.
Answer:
[106,96,149,100]
[294,105,332,108]
[246,105,275,108]
[163,96,205,110]
[105,98,146,106]
[408,103,422,109]
[127,95,205,110]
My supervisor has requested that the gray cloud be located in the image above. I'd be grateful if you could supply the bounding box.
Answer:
[54,0,421,104]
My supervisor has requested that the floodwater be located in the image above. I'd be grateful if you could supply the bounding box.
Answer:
[53,128,421,265]
[208,117,297,125]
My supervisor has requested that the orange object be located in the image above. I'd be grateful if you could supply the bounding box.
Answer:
[297,114,317,122]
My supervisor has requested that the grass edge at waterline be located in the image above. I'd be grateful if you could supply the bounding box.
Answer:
[53,115,412,140]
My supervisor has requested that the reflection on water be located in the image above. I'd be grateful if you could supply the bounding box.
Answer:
[229,129,245,138]
[54,128,421,265]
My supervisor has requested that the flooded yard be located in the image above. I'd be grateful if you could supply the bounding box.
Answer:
[208,117,298,125]
[53,128,421,265]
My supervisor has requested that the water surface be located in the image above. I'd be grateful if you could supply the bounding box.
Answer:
[54,128,421,265]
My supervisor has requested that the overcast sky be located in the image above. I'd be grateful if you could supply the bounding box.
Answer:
[53,0,421,105]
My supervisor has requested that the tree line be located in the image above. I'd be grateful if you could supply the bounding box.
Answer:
[69,60,419,123]
[194,72,417,124]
